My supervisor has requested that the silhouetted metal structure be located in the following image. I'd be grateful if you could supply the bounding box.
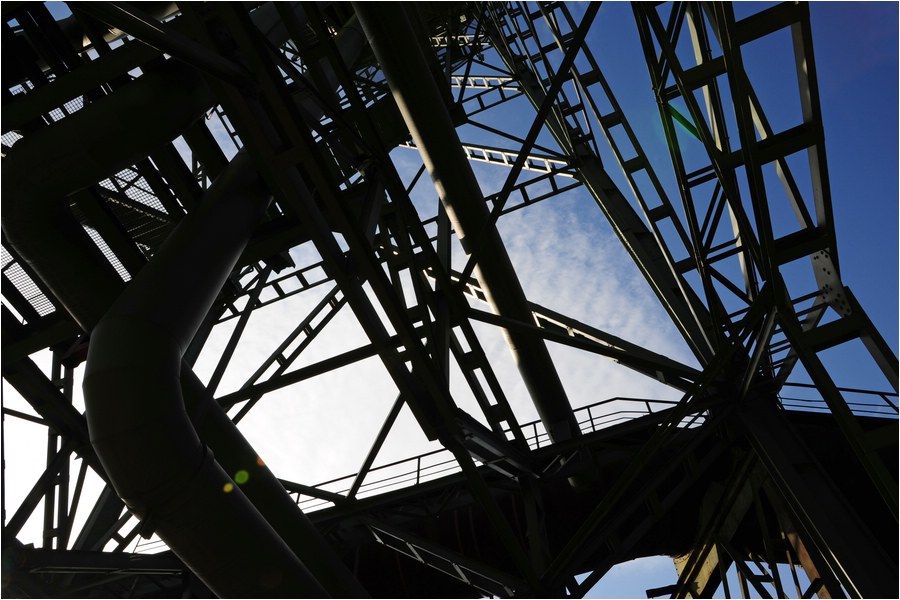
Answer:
[2,2,897,598]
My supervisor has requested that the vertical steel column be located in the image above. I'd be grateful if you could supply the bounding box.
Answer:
[353,2,579,443]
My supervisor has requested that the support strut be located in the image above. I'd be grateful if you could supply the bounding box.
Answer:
[354,2,580,444]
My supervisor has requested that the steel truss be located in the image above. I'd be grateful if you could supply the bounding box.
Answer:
[2,2,896,598]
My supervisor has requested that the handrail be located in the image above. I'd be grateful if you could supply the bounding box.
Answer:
[292,396,691,512]
[290,385,898,513]
[780,382,899,413]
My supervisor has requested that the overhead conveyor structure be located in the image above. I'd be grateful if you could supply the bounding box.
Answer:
[2,2,897,598]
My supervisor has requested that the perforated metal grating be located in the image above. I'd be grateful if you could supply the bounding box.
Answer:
[105,199,172,259]
[96,166,174,259]
[100,168,168,214]
[83,225,132,282]
[2,130,23,148]
[67,202,134,282]
[1,245,56,318]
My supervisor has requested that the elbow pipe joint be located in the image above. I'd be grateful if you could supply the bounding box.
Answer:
[84,315,328,597]
[82,153,330,597]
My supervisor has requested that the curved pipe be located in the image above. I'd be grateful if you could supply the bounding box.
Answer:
[4,6,370,596]
[181,370,368,597]
[83,152,326,597]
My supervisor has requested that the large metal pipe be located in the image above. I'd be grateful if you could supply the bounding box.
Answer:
[353,3,581,443]
[4,106,365,594]
[3,6,370,596]
[180,371,368,597]
[82,152,327,597]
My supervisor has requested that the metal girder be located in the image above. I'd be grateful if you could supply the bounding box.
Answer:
[2,33,160,130]
[229,283,347,423]
[540,282,776,590]
[3,3,897,598]
[8,545,183,575]
[400,140,576,178]
[565,420,732,596]
[454,3,599,287]
[672,452,767,598]
[0,352,97,469]
[357,1,583,447]
[740,400,897,597]
[775,300,898,518]
[1,305,80,366]
[481,3,718,365]
[174,4,544,590]
[73,2,253,88]
[450,271,700,389]
[300,2,535,454]
[366,518,528,597]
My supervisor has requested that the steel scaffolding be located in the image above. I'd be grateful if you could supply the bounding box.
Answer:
[2,2,896,598]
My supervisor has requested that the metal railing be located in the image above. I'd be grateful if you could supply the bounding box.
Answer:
[290,382,898,513]
[778,382,899,418]
[290,395,694,512]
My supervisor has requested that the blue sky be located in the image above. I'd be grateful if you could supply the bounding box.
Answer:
[812,2,898,342]
[585,3,898,597]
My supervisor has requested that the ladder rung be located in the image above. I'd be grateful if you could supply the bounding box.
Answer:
[646,203,670,222]
[560,102,582,117]
[600,112,623,128]
[623,156,645,174]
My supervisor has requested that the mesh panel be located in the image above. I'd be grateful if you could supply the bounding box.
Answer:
[106,198,172,259]
[97,166,174,258]
[46,95,85,123]
[82,225,132,282]
[67,202,134,283]
[100,168,168,214]
[2,130,23,148]
[1,246,56,317]
[48,106,66,123]
[63,96,84,114]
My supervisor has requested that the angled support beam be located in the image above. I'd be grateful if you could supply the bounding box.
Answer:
[673,452,767,598]
[348,394,405,499]
[179,4,541,590]
[846,288,899,390]
[6,438,76,538]
[73,2,252,88]
[544,283,775,590]
[776,305,898,519]
[487,6,718,365]
[356,1,581,444]
[467,306,697,392]
[366,517,528,597]
[741,399,898,597]
[206,265,272,395]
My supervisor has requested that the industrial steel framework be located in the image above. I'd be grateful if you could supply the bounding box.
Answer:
[2,2,897,598]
